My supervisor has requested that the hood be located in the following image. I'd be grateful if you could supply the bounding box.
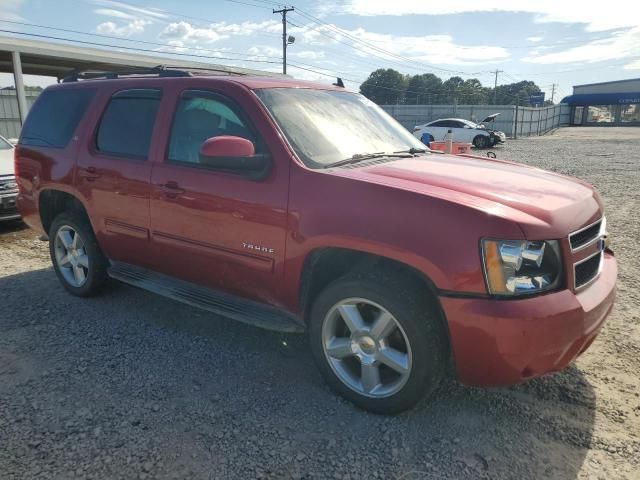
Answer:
[480,113,500,123]
[330,154,601,239]
[0,147,14,176]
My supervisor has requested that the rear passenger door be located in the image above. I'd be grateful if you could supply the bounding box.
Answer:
[75,88,161,267]
[426,121,447,140]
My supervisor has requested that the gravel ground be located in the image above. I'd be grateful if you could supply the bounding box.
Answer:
[1,127,638,480]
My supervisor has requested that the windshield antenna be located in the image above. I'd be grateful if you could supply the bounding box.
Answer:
[333,77,345,88]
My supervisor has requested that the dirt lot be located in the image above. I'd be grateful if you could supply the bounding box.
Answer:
[1,127,638,480]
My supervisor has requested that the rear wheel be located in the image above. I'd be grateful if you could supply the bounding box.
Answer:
[309,271,448,414]
[473,135,489,149]
[49,212,108,296]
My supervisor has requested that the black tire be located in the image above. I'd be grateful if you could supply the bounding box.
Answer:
[309,270,448,414]
[473,135,489,149]
[49,212,109,297]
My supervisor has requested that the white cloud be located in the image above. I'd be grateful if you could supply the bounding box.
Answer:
[210,21,281,36]
[96,19,150,37]
[287,23,509,66]
[293,50,327,60]
[92,0,168,21]
[159,21,229,44]
[527,36,543,43]
[328,0,640,32]
[524,27,640,64]
[94,8,137,21]
[0,0,25,21]
[623,59,640,70]
[248,45,281,57]
[158,20,283,46]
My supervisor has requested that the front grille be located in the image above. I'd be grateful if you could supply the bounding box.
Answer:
[569,220,602,251]
[574,251,602,289]
[0,175,18,194]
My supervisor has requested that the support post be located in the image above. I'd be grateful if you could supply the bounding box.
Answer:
[514,102,518,139]
[12,51,28,125]
[491,69,503,104]
[273,7,294,75]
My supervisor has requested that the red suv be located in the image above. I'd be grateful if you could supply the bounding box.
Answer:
[15,68,617,413]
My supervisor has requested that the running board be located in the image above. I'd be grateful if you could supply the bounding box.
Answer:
[108,262,305,333]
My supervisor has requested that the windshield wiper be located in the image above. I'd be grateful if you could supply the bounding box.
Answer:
[323,151,413,169]
[394,147,427,154]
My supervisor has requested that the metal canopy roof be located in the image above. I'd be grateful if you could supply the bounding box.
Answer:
[560,92,640,105]
[0,35,279,79]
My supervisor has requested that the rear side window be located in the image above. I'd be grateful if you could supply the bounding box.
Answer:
[96,89,161,159]
[20,88,95,148]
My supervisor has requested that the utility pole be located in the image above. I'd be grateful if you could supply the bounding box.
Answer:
[550,83,557,103]
[491,69,503,104]
[273,6,295,75]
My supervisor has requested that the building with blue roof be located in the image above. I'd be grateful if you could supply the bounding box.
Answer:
[561,78,640,126]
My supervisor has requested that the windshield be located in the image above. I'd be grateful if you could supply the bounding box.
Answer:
[0,136,12,150]
[254,88,425,168]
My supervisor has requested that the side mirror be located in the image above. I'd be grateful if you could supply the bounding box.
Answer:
[200,135,255,158]
[199,136,271,181]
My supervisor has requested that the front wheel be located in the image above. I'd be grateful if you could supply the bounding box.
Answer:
[309,271,448,414]
[473,135,489,148]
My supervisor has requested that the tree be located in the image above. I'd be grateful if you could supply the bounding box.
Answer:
[441,76,465,103]
[489,80,542,105]
[404,73,443,104]
[359,69,408,105]
[461,78,489,105]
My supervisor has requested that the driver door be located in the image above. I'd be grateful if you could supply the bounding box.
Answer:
[148,89,289,304]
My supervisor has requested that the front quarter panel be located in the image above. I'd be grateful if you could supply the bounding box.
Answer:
[282,164,524,312]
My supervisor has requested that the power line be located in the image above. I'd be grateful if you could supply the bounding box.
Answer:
[0,20,345,75]
[293,8,484,77]
[221,0,273,10]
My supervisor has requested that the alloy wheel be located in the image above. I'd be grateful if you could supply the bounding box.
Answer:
[321,298,413,398]
[53,225,89,287]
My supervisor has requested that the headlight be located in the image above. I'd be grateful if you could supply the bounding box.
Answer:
[481,239,563,295]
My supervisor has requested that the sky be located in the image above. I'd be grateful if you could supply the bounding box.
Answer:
[1,0,640,102]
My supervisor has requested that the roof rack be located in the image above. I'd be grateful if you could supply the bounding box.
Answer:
[61,65,194,83]
[61,64,266,83]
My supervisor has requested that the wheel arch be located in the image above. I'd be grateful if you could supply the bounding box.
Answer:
[299,246,455,375]
[38,188,92,236]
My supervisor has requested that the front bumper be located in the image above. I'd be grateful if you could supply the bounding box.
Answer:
[0,191,20,221]
[440,252,617,386]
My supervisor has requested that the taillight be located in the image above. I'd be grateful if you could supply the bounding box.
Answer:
[13,145,20,177]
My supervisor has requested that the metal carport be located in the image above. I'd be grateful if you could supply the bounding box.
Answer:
[0,34,275,127]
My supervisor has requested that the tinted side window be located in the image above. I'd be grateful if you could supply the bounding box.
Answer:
[429,121,446,127]
[96,89,161,159]
[20,88,95,148]
[168,91,256,165]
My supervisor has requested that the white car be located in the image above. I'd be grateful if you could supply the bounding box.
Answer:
[412,114,506,149]
[0,134,19,221]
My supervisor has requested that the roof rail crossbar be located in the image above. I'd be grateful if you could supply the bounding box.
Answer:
[61,65,193,83]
